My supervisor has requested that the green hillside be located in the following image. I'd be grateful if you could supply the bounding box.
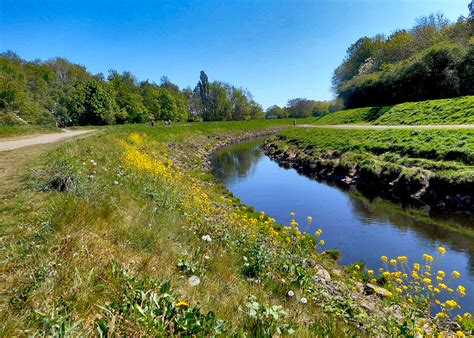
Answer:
[314,96,474,125]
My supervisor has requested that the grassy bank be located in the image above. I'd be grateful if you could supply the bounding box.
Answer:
[264,127,474,213]
[0,124,60,139]
[1,120,472,336]
[314,96,474,125]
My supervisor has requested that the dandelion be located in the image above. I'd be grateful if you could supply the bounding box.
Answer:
[201,234,212,242]
[176,300,188,307]
[287,290,295,297]
[188,275,200,286]
[300,297,307,304]
[438,246,446,255]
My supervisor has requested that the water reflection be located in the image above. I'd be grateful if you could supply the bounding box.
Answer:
[211,139,474,312]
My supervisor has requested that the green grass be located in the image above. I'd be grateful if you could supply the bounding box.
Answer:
[0,124,60,138]
[2,120,472,336]
[313,96,474,125]
[0,120,360,336]
[277,127,474,165]
[266,127,474,222]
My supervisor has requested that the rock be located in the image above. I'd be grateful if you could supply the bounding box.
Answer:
[364,283,391,298]
[332,268,342,276]
[315,265,331,281]
[387,304,405,322]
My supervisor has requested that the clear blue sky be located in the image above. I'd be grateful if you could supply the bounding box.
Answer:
[0,0,470,108]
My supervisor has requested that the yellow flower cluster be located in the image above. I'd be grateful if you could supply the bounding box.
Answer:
[375,247,469,322]
[120,133,322,257]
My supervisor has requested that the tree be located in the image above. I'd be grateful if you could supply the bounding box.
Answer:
[312,101,330,117]
[286,98,316,118]
[265,105,288,119]
[108,70,148,123]
[141,81,188,122]
[197,71,210,120]
[76,80,121,125]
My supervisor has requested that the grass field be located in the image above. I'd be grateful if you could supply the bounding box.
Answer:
[314,96,474,125]
[1,120,472,336]
[0,124,60,139]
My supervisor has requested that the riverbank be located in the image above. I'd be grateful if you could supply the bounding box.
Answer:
[1,121,472,336]
[262,128,474,213]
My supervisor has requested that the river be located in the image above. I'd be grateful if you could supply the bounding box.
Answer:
[211,138,474,313]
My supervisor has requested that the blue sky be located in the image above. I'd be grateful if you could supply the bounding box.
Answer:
[0,0,470,108]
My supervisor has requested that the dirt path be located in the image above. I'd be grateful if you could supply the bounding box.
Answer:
[299,124,474,129]
[0,129,96,152]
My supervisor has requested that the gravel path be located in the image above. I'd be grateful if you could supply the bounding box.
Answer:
[299,124,474,129]
[0,129,96,152]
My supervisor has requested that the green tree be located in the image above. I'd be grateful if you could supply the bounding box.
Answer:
[108,70,148,123]
[265,105,288,119]
[77,80,121,125]
[197,71,210,120]
[286,98,316,118]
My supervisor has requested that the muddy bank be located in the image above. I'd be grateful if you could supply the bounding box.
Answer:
[262,137,473,213]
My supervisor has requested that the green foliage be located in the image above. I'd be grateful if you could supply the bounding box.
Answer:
[315,96,474,125]
[96,264,227,336]
[241,295,295,336]
[77,80,121,125]
[340,43,474,108]
[265,105,289,119]
[0,55,265,126]
[108,70,148,123]
[333,15,474,107]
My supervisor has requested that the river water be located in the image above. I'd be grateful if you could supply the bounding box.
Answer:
[211,139,474,313]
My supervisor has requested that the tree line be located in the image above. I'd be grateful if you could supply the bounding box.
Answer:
[0,53,264,126]
[265,98,343,119]
[332,13,473,108]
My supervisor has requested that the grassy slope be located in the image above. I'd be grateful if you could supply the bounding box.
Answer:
[2,120,472,336]
[0,124,60,139]
[1,119,360,336]
[313,96,474,125]
[267,127,474,218]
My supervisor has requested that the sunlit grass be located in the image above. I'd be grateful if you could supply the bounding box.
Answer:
[1,121,472,336]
